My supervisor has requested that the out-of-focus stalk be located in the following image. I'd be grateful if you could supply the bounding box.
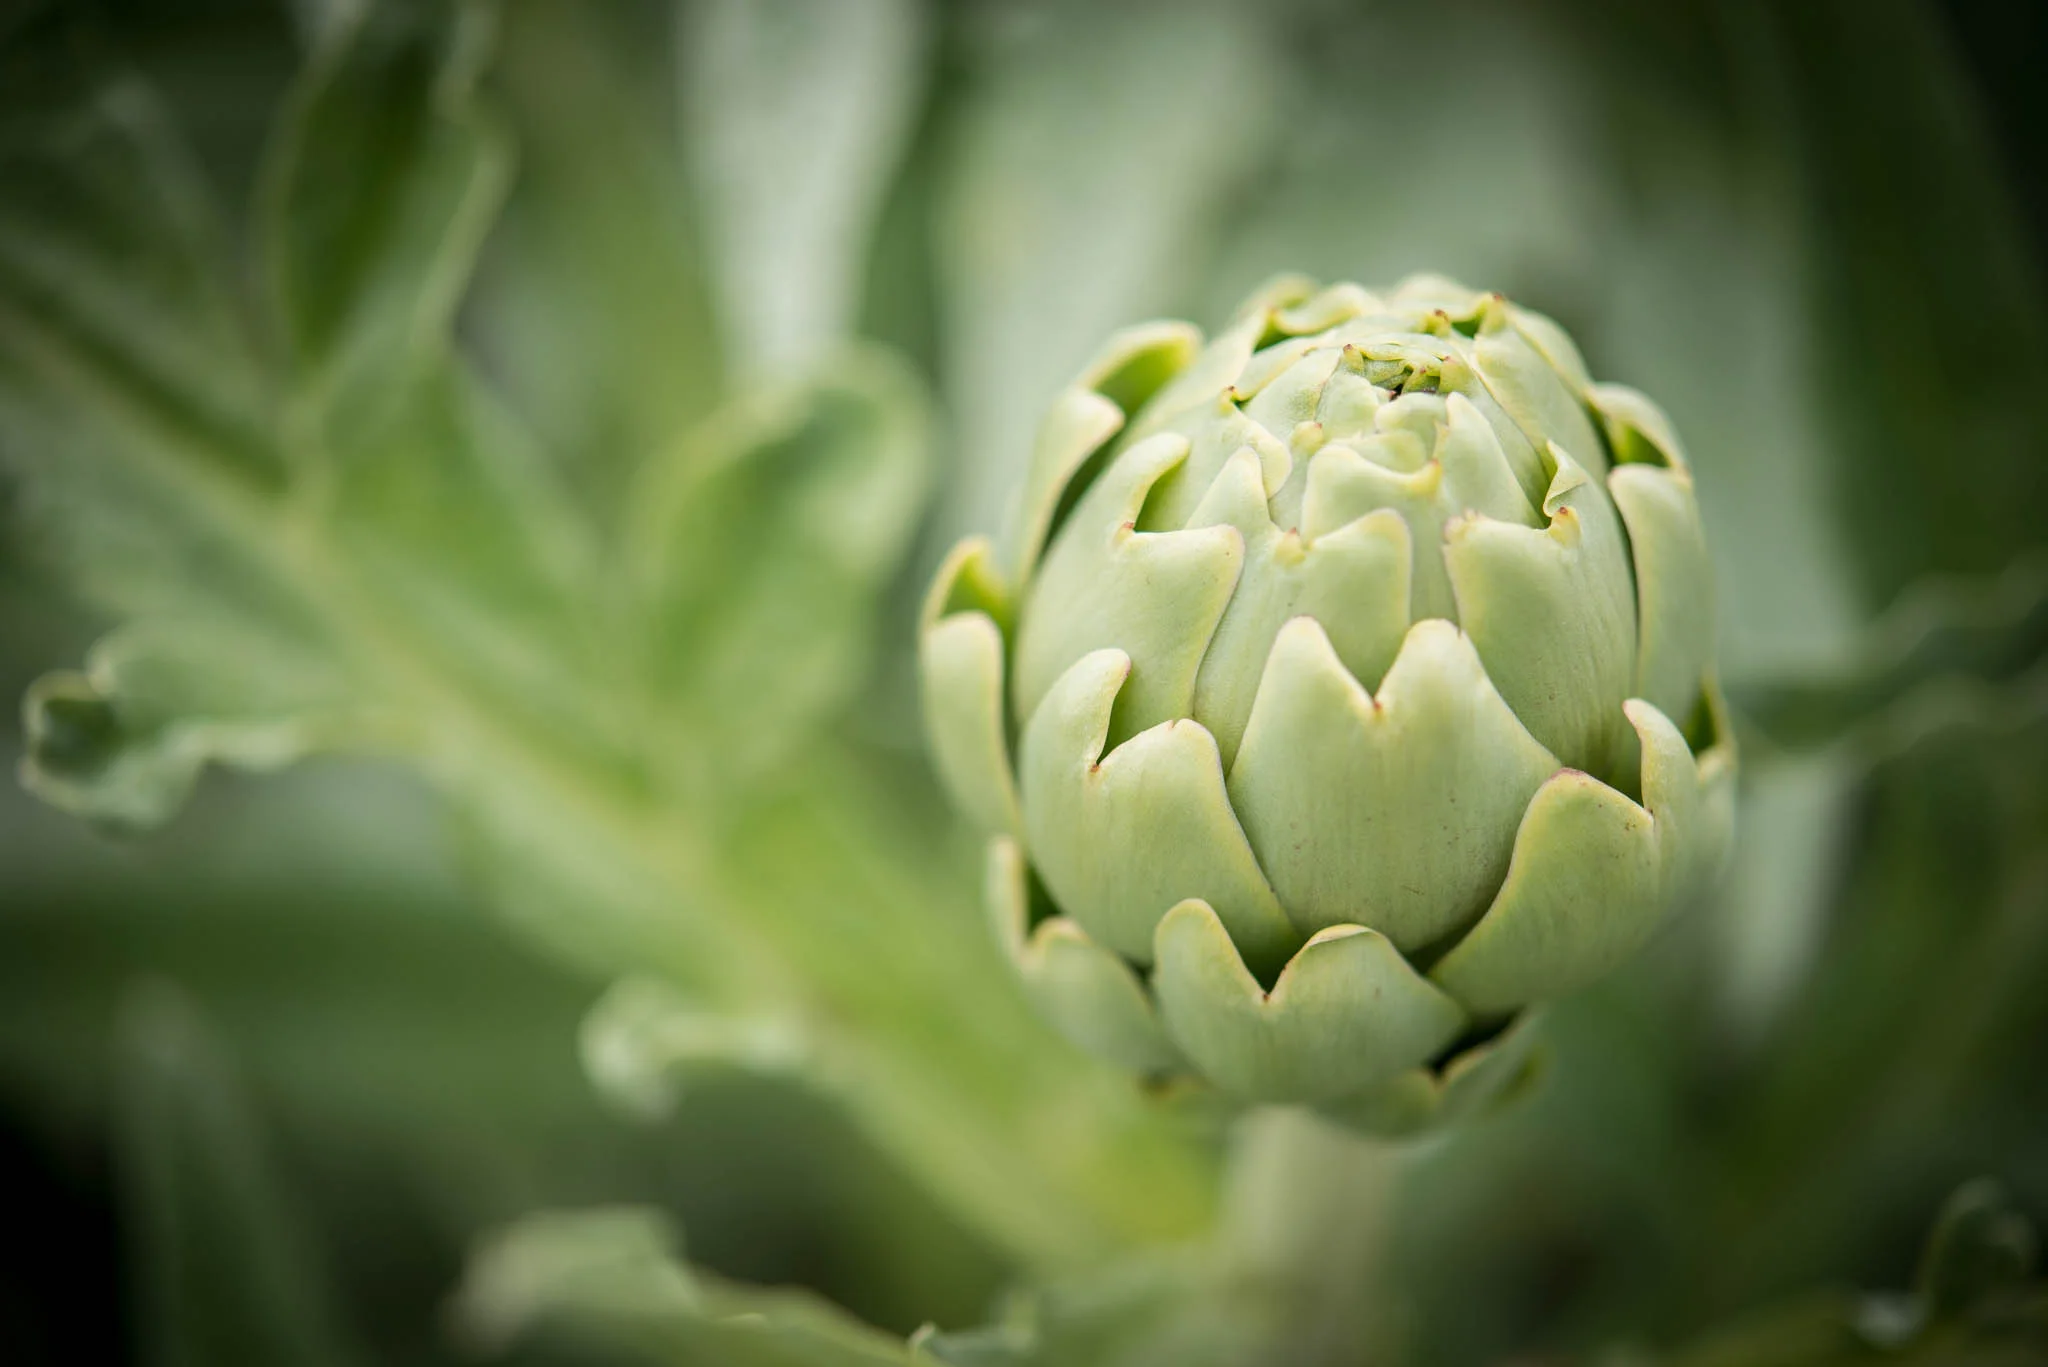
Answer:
[1220,1108,1407,1364]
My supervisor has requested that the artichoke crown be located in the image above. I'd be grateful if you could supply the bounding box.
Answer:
[922,276,1735,1133]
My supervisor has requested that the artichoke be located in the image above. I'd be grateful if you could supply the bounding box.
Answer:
[921,276,1735,1133]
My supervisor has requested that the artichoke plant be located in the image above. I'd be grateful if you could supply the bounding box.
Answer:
[922,276,1736,1133]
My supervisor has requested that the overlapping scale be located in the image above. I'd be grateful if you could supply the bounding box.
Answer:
[1226,617,1560,952]
[1018,648,1300,976]
[1134,400,1293,534]
[918,537,1020,838]
[1011,433,1244,739]
[1150,899,1466,1105]
[1007,320,1200,580]
[985,835,1180,1076]
[1443,443,1639,783]
[1299,392,1538,622]
[1467,310,1607,477]
[1594,384,1717,732]
[1430,698,1726,1015]
[1185,449,1411,767]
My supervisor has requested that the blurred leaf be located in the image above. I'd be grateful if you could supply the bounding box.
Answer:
[0,57,359,823]
[0,0,1236,1336]
[0,17,271,470]
[627,347,931,783]
[470,0,724,514]
[114,982,366,1367]
[3,0,1220,1279]
[1651,1181,2048,1367]
[1911,1180,2042,1329]
[259,5,606,746]
[0,68,293,616]
[18,617,373,829]
[258,1,511,427]
[1705,756,1856,1041]
[0,3,606,826]
[580,977,812,1122]
[0,754,592,1130]
[682,0,929,372]
[1569,61,1866,683]
[1201,3,1605,311]
[912,1250,1280,1367]
[315,361,605,749]
[1699,717,2048,1318]
[0,752,1010,1351]
[1768,0,2048,602]
[934,0,1281,537]
[1731,554,2048,756]
[455,1207,918,1366]
[0,0,969,840]
[1707,556,2048,1049]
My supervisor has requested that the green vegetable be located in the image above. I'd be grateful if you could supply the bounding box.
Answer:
[921,276,1736,1131]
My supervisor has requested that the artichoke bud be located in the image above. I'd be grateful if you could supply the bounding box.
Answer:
[921,276,1736,1135]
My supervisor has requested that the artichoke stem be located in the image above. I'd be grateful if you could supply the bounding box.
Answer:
[1221,1106,1410,1363]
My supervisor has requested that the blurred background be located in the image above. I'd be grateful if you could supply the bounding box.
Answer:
[2,1,2045,1364]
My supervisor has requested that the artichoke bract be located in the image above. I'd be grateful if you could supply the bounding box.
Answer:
[922,276,1735,1134]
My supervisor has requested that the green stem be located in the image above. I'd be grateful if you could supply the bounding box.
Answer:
[1221,1107,1410,1365]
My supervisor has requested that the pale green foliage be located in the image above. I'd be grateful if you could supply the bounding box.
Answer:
[1,6,927,830]
[683,0,929,373]
[456,1208,926,1366]
[0,0,1217,1311]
